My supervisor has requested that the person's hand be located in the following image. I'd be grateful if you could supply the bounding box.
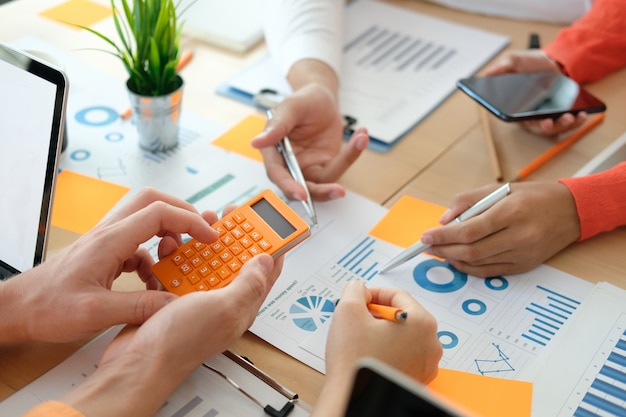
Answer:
[1,188,220,344]
[312,281,441,417]
[421,182,581,277]
[61,253,283,417]
[251,83,369,202]
[484,49,587,137]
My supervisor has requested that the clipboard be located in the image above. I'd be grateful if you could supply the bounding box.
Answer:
[216,0,509,152]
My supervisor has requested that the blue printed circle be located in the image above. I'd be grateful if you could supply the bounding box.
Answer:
[105,132,124,142]
[438,331,459,349]
[462,299,487,316]
[75,106,118,126]
[485,277,509,291]
[70,149,90,161]
[413,259,467,293]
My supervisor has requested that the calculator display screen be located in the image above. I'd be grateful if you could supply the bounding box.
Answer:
[251,198,297,239]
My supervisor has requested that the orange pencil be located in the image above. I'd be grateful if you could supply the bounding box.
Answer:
[512,113,605,182]
[120,50,194,120]
[367,303,408,323]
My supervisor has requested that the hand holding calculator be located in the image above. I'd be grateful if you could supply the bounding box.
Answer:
[152,189,311,296]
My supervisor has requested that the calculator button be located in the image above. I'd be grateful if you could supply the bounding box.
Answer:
[221,234,235,246]
[209,258,222,270]
[241,222,254,233]
[248,245,262,256]
[191,256,202,267]
[258,239,272,251]
[214,225,226,236]
[196,281,210,291]
[231,227,244,239]
[198,265,211,277]
[250,230,263,241]
[240,237,253,248]
[207,276,221,287]
[182,247,195,258]
[227,259,242,272]
[200,249,213,260]
[232,212,246,223]
[217,267,232,279]
[179,263,193,275]
[219,251,233,263]
[172,254,185,265]
[187,273,200,285]
[211,241,225,253]
[192,241,206,251]
[223,218,236,230]
[170,279,182,288]
[230,244,244,255]
[238,252,252,263]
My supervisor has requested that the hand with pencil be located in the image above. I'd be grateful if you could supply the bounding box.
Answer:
[312,281,442,417]
[420,182,581,278]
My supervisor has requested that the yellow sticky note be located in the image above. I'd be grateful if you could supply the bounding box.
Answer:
[428,368,532,417]
[52,170,129,234]
[369,195,447,248]
[211,114,266,162]
[39,0,112,29]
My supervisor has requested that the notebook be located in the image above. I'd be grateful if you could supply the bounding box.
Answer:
[0,42,68,280]
[344,358,469,417]
[179,0,263,52]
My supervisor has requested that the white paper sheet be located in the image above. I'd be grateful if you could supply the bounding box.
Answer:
[530,282,626,417]
[250,191,595,381]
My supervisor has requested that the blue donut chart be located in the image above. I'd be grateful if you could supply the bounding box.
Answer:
[462,299,487,315]
[438,330,459,349]
[413,259,468,293]
[485,276,509,291]
[75,106,118,126]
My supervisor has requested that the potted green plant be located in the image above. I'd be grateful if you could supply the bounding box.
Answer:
[84,0,187,151]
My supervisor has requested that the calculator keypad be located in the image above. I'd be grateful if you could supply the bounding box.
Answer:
[153,210,269,295]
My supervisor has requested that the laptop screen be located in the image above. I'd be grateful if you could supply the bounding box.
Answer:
[0,43,67,276]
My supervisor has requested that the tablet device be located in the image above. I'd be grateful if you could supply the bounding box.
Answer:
[457,71,606,122]
[0,42,68,280]
[344,358,469,417]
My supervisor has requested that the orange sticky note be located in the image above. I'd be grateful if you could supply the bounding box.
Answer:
[211,114,266,162]
[39,0,112,29]
[52,170,130,234]
[369,195,446,248]
[428,368,532,417]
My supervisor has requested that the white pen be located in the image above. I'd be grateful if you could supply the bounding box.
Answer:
[265,109,318,226]
[379,183,511,273]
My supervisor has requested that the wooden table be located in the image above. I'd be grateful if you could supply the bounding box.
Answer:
[3,0,625,410]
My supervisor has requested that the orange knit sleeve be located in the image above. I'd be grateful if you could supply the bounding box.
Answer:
[559,162,626,241]
[21,401,85,417]
[542,0,626,84]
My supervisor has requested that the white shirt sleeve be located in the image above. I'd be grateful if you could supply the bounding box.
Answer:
[262,0,344,80]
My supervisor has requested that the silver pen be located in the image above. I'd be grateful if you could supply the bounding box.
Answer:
[266,109,318,225]
[379,183,511,273]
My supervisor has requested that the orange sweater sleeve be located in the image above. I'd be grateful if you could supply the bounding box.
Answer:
[542,0,626,84]
[21,401,84,417]
[558,162,626,241]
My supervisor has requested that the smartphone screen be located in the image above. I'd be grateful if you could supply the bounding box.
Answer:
[457,71,606,122]
[344,362,466,417]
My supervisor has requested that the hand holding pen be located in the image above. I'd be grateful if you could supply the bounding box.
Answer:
[380,183,511,273]
[265,109,318,225]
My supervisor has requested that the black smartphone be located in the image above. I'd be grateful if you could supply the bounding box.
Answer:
[343,358,467,417]
[457,71,606,122]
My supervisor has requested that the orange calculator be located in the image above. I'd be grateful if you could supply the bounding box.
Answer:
[152,189,311,296]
